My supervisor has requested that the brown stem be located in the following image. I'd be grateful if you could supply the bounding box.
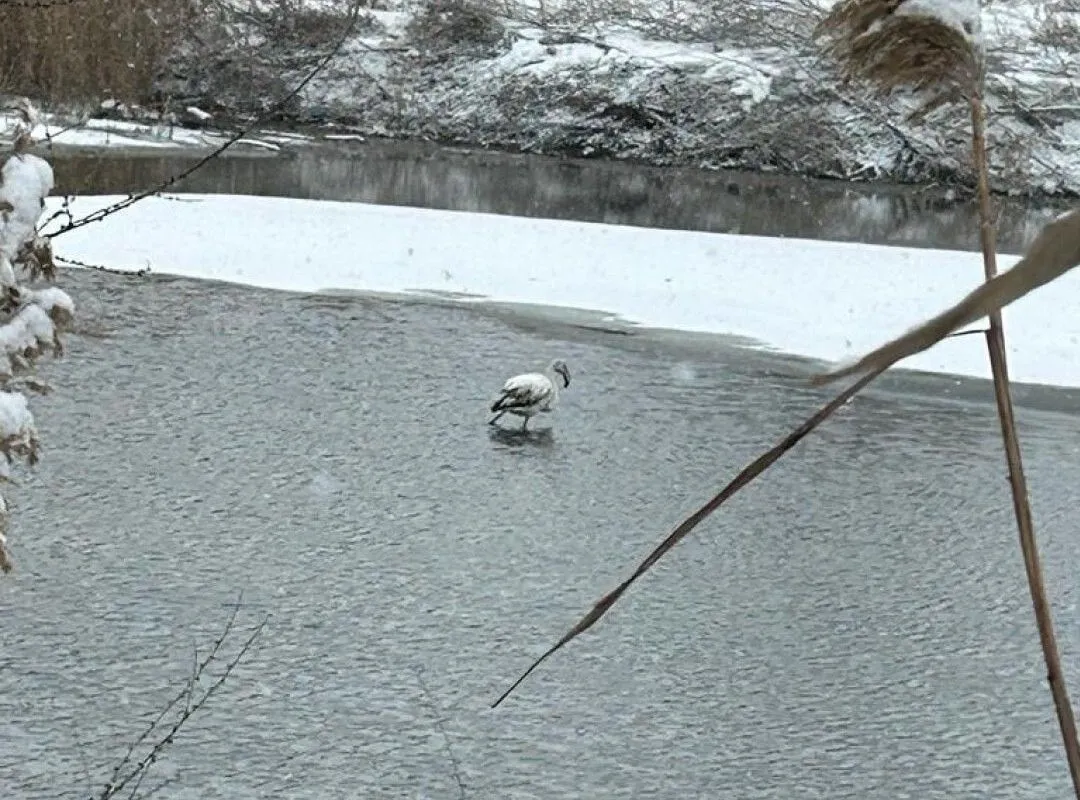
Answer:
[492,364,885,708]
[970,90,1080,798]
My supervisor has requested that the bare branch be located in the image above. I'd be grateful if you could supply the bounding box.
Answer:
[97,597,268,800]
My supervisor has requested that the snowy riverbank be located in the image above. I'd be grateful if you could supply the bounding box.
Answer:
[44,193,1080,388]
[149,0,1080,198]
[16,2,1080,198]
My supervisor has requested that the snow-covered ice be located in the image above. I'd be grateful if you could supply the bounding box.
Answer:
[44,192,1080,389]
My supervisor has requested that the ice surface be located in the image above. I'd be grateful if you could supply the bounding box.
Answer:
[44,192,1080,388]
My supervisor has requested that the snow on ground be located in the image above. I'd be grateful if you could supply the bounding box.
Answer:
[0,109,317,153]
[0,112,209,150]
[44,193,1080,388]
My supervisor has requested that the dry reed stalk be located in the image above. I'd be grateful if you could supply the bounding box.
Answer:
[814,0,1080,794]
[492,364,884,708]
[492,331,993,707]
[970,87,1080,796]
[495,4,1080,795]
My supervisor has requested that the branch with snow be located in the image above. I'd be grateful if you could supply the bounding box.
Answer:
[0,97,74,573]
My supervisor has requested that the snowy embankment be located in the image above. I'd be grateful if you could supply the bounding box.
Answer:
[0,111,314,154]
[157,0,1080,197]
[47,193,1080,388]
[17,1,1079,197]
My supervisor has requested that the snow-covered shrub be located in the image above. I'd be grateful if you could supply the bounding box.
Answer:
[1030,0,1080,48]
[0,99,75,573]
[257,0,370,46]
[406,0,505,51]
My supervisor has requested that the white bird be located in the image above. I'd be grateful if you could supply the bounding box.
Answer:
[489,359,571,431]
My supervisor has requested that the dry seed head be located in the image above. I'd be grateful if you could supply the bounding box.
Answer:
[816,0,984,114]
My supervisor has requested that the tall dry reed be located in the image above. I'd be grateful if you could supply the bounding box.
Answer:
[812,15,1080,795]
[495,3,1080,796]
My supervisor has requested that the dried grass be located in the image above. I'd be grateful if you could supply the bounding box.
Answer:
[17,238,56,284]
[1031,1,1080,48]
[406,0,505,51]
[1,429,39,468]
[816,0,980,116]
[818,2,1080,794]
[0,0,199,104]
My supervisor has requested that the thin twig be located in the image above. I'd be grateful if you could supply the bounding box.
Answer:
[493,364,884,707]
[38,194,74,231]
[97,597,268,800]
[100,600,243,796]
[55,256,150,277]
[414,666,467,800]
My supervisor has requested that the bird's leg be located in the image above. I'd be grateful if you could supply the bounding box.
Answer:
[521,416,529,432]
[489,411,505,426]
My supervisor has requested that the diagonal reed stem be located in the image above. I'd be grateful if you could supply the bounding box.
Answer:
[492,364,885,708]
[969,88,1080,798]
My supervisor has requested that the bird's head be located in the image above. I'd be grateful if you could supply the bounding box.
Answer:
[550,359,570,388]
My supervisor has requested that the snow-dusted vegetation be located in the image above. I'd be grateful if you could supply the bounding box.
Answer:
[0,100,74,572]
[0,1,1074,196]
[152,0,1080,197]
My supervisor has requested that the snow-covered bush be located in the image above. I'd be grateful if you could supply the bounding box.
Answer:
[406,0,506,51]
[0,99,75,573]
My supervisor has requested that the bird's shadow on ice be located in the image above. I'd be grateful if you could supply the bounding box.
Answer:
[487,425,555,449]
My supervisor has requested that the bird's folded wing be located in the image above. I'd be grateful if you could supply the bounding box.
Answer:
[495,375,549,407]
